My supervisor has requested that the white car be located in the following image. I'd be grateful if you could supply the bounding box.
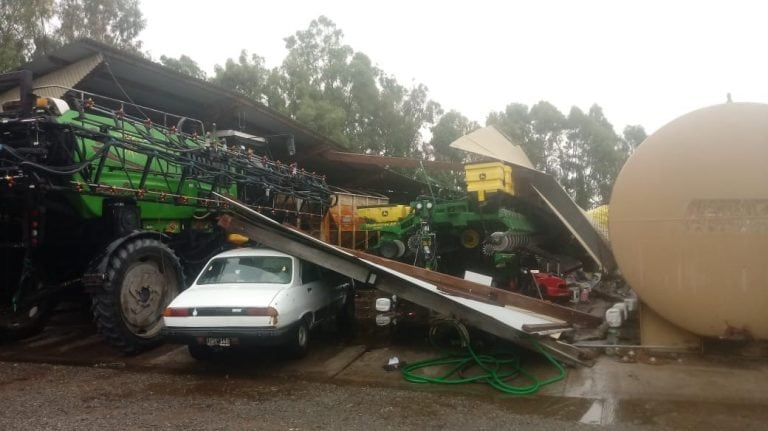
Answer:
[162,247,354,359]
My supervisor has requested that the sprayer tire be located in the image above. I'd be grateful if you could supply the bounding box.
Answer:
[91,237,181,354]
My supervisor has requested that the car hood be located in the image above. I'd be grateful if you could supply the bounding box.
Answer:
[168,283,286,308]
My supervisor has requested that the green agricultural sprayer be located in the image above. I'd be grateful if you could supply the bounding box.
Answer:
[0,70,331,353]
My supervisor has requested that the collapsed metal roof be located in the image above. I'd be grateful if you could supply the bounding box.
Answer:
[0,39,430,200]
[216,193,599,366]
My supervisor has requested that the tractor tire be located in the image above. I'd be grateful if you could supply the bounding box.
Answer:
[91,237,181,354]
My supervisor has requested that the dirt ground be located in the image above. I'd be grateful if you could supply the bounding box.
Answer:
[0,360,641,431]
[2,302,768,430]
[2,357,768,431]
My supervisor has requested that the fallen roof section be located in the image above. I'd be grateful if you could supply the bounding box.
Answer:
[449,126,617,272]
[346,250,602,328]
[214,193,598,367]
[449,126,535,169]
[522,168,618,273]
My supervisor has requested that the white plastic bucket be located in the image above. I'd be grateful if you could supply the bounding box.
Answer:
[605,307,623,328]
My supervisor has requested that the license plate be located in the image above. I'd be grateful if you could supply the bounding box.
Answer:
[205,337,232,347]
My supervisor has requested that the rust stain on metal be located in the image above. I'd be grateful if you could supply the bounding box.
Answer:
[721,324,753,341]
[521,322,573,334]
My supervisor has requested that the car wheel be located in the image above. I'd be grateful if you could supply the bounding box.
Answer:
[187,344,216,361]
[287,320,310,358]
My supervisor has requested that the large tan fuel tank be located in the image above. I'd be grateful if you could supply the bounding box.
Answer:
[610,103,768,339]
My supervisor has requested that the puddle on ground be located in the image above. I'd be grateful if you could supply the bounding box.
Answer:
[615,398,768,430]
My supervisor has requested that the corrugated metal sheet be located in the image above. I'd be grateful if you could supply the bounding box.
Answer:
[0,54,102,106]
[448,126,535,170]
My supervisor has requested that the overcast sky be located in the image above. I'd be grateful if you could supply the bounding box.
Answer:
[141,0,768,135]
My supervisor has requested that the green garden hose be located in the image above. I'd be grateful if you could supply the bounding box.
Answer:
[401,320,567,395]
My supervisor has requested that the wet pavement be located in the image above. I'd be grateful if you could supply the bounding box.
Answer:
[1,304,768,429]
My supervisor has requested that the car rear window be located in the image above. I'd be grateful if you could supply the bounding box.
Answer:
[196,256,293,285]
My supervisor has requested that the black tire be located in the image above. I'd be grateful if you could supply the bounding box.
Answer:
[188,344,216,361]
[0,302,53,342]
[287,320,310,359]
[0,272,55,342]
[91,237,182,354]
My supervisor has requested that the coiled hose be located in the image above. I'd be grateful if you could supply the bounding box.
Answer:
[401,319,567,395]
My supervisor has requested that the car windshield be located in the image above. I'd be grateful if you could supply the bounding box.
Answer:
[196,256,293,285]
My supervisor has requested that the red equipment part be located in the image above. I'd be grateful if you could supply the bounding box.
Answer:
[533,273,569,299]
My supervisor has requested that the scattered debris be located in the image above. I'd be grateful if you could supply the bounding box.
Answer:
[383,356,405,371]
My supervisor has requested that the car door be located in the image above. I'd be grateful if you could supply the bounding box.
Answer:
[299,260,326,324]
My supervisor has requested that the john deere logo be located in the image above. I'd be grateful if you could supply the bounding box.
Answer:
[479,173,487,180]
[382,210,389,217]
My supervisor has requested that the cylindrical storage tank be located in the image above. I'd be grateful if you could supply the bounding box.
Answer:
[610,103,768,339]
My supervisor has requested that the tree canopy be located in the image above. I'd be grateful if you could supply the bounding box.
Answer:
[160,54,206,80]
[205,17,442,157]
[487,102,645,207]
[428,110,481,163]
[0,0,145,72]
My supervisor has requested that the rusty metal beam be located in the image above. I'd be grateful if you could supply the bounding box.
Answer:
[373,273,592,366]
[344,250,603,328]
[218,214,373,283]
[322,150,464,172]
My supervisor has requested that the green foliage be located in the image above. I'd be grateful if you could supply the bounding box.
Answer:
[488,102,631,208]
[564,105,625,207]
[210,51,280,106]
[0,0,55,72]
[428,110,480,163]
[160,54,206,80]
[56,0,145,51]
[424,110,481,192]
[0,0,144,72]
[529,101,567,175]
[622,124,647,150]
[212,16,442,156]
